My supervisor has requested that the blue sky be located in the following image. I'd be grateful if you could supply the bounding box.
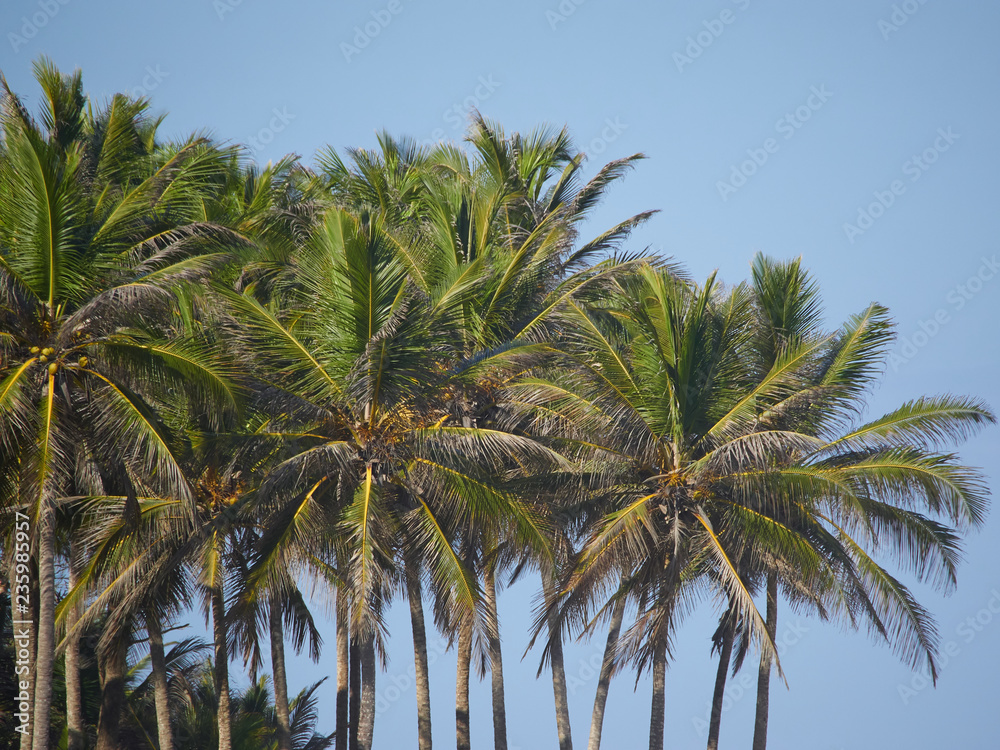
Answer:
[3,0,999,747]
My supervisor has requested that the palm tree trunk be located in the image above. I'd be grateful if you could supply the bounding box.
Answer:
[587,595,625,750]
[66,559,84,750]
[404,551,433,750]
[706,619,735,750]
[483,566,508,750]
[270,597,293,750]
[96,637,127,750]
[456,618,472,750]
[542,572,572,750]
[647,639,666,750]
[147,614,175,750]
[359,635,377,750]
[349,635,361,750]
[212,575,233,750]
[31,506,55,750]
[752,573,778,750]
[337,597,349,750]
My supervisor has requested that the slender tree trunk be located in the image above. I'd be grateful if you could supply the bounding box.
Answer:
[212,572,233,750]
[483,566,507,750]
[337,598,350,750]
[31,506,55,750]
[542,572,573,750]
[96,637,127,750]
[65,559,84,750]
[752,573,778,750]
[456,618,472,750]
[147,613,175,750]
[588,595,625,750]
[404,551,433,750]
[706,619,735,750]
[359,636,376,750]
[349,636,361,750]
[647,639,666,750]
[270,597,293,750]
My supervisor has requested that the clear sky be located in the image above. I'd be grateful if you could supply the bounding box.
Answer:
[3,0,999,748]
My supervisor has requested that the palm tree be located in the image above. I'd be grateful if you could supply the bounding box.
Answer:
[0,59,239,750]
[696,253,829,750]
[52,150,290,750]
[58,469,241,750]
[231,202,555,750]
[740,255,995,750]
[129,153,319,750]
[408,115,656,750]
[507,264,839,748]
[199,156,326,750]
[307,114,662,750]
[754,383,992,744]
[5,58,989,748]
[741,253,823,750]
[228,526,323,750]
[122,636,209,747]
[118,635,334,750]
[244,112,656,750]
[586,590,626,750]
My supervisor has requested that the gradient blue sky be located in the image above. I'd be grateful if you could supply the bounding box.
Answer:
[3,1,999,748]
